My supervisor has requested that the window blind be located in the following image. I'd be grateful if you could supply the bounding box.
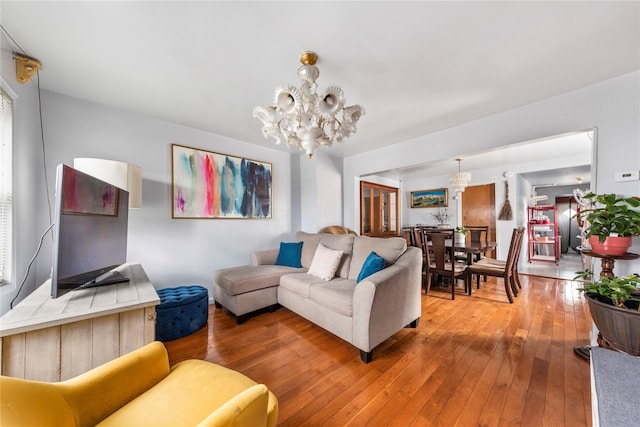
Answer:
[0,88,13,286]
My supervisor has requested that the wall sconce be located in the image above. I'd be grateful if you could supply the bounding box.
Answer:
[14,53,42,84]
[73,158,142,208]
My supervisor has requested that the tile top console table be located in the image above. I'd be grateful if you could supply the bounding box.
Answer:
[0,263,159,382]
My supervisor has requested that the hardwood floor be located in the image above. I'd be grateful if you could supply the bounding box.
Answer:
[164,274,592,426]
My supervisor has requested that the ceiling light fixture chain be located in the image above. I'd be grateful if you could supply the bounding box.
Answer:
[253,51,365,158]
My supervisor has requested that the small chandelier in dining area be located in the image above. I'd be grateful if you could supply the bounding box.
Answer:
[449,158,471,193]
[253,51,365,158]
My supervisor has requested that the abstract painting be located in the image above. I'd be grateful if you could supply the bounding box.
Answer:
[171,144,272,219]
[410,188,448,208]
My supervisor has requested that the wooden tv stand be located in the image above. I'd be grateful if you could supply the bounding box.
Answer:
[0,263,159,381]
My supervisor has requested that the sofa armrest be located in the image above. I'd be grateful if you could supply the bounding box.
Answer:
[196,384,271,427]
[352,246,422,352]
[252,248,278,266]
[59,341,171,427]
[0,376,76,427]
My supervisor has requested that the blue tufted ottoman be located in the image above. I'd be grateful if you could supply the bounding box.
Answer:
[155,285,209,342]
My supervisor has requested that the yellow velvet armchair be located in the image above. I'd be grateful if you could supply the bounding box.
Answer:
[1,341,278,427]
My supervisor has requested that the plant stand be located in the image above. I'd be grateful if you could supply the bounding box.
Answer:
[573,250,640,361]
[580,249,639,278]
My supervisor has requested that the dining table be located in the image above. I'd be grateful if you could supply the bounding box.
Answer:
[420,228,497,265]
[451,240,498,265]
[449,240,498,290]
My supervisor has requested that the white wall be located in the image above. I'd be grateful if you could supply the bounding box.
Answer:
[1,32,44,314]
[28,91,293,303]
[298,151,344,232]
[344,71,640,276]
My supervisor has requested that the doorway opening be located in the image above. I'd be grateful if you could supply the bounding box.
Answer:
[518,129,596,280]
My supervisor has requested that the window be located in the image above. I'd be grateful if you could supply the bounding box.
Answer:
[360,181,398,237]
[0,87,13,286]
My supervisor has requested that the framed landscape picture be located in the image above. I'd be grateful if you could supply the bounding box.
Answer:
[410,188,448,208]
[171,144,272,219]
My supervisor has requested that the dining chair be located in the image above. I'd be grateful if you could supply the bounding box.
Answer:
[423,244,432,295]
[464,227,524,303]
[475,226,525,291]
[411,226,432,292]
[425,228,467,300]
[455,225,490,285]
[412,226,425,250]
[466,225,489,243]
[401,227,414,247]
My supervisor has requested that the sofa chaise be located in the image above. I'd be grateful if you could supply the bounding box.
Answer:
[0,341,278,427]
[213,231,423,363]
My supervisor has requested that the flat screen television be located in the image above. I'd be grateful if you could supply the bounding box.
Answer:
[51,164,130,298]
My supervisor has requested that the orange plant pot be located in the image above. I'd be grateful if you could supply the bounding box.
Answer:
[588,235,632,256]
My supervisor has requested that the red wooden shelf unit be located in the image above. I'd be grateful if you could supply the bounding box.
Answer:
[528,205,559,265]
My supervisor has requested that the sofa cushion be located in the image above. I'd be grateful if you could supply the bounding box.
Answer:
[214,265,302,296]
[319,233,356,278]
[295,231,323,268]
[279,272,327,298]
[275,241,303,268]
[307,244,344,281]
[356,251,386,283]
[308,278,356,317]
[348,236,407,280]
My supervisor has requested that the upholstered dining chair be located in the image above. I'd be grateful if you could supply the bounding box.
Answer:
[425,228,467,300]
[464,227,524,303]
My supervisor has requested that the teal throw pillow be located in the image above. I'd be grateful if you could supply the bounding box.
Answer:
[275,241,303,268]
[356,251,386,283]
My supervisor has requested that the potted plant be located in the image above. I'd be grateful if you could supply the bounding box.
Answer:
[454,226,467,244]
[575,192,640,256]
[575,270,640,355]
[432,208,451,228]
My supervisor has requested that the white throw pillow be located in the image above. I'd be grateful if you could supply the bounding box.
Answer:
[307,244,344,281]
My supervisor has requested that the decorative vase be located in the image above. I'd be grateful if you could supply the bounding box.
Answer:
[588,235,632,256]
[586,293,640,356]
[437,224,450,228]
[454,233,466,245]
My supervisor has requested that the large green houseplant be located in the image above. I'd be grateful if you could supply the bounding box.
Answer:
[575,270,640,355]
[575,192,640,255]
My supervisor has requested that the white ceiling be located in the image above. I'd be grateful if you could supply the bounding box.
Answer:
[1,2,638,167]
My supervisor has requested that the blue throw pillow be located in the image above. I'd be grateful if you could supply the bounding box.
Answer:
[275,241,303,268]
[356,251,386,283]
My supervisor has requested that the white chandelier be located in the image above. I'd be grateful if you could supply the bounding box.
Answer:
[449,158,471,193]
[253,51,365,158]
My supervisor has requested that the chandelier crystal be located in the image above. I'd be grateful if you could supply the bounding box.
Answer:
[253,51,365,158]
[449,158,471,193]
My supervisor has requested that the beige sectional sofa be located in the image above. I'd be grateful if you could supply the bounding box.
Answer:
[213,232,422,363]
